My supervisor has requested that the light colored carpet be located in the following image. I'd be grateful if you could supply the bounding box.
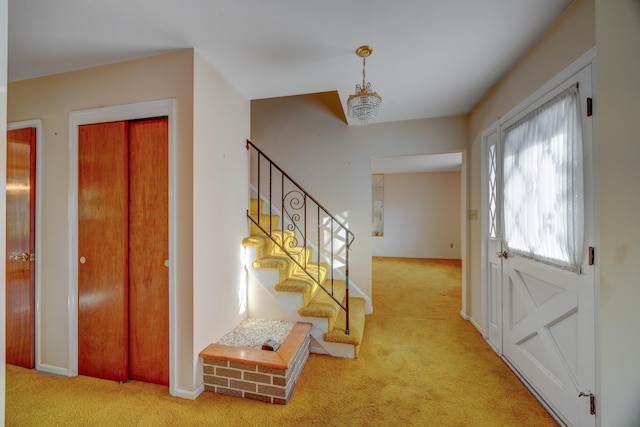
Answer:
[5,257,557,426]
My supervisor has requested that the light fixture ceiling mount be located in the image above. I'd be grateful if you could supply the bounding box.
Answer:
[347,45,382,126]
[355,45,373,59]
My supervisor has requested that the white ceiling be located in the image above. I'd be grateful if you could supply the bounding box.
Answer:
[8,0,574,126]
[8,1,573,173]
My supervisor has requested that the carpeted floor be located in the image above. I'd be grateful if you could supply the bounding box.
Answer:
[6,257,557,426]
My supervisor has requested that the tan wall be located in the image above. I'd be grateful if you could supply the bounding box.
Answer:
[467,0,596,326]
[372,172,461,259]
[595,0,640,424]
[8,50,196,391]
[192,51,251,389]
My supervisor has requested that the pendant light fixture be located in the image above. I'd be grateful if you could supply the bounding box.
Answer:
[347,45,382,125]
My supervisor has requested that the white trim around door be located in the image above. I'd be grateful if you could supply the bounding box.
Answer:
[67,99,178,395]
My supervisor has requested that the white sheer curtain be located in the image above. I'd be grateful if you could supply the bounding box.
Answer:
[502,85,584,273]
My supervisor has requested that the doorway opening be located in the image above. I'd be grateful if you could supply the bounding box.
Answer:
[370,151,468,319]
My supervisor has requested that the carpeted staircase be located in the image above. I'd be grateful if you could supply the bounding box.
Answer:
[243,198,365,359]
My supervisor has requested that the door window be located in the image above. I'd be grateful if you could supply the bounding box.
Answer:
[502,85,584,273]
[488,143,497,239]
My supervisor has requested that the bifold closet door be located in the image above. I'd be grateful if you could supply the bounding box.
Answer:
[128,118,169,386]
[6,127,36,368]
[78,121,129,382]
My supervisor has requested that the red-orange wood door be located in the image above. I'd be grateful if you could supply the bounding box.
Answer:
[78,121,129,382]
[128,118,169,385]
[6,127,36,368]
[78,118,169,385]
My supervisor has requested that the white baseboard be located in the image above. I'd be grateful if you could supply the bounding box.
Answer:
[460,310,483,334]
[37,364,73,377]
[469,317,482,334]
[36,361,203,401]
[172,384,203,400]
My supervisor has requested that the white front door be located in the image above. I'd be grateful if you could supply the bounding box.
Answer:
[483,58,596,427]
[502,65,595,426]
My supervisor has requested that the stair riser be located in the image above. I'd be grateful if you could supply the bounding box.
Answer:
[250,198,264,215]
[249,269,307,311]
[248,271,332,335]
[309,329,356,359]
[249,214,281,236]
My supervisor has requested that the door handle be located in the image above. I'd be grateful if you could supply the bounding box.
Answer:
[496,251,509,259]
[579,392,596,415]
[9,252,33,262]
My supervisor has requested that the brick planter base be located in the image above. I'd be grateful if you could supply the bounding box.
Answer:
[200,322,311,404]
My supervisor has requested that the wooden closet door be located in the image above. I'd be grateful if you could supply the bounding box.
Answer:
[128,118,169,385]
[78,121,129,382]
[6,127,36,368]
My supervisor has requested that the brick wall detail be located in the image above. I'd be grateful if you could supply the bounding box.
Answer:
[202,331,310,404]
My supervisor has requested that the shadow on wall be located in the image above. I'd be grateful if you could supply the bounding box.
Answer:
[263,91,347,124]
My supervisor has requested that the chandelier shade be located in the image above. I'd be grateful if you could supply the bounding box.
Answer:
[347,45,382,125]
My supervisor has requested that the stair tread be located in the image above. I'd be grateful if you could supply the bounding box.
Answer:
[297,280,346,331]
[323,297,366,356]
[274,275,317,294]
[243,230,300,260]
[242,234,269,247]
[252,257,290,270]
[258,248,309,265]
[274,262,329,290]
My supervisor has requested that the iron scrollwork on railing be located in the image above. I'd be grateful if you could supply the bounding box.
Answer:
[283,189,305,254]
[246,139,355,334]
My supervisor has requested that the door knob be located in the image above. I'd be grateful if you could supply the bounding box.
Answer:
[496,250,509,259]
[9,252,32,262]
